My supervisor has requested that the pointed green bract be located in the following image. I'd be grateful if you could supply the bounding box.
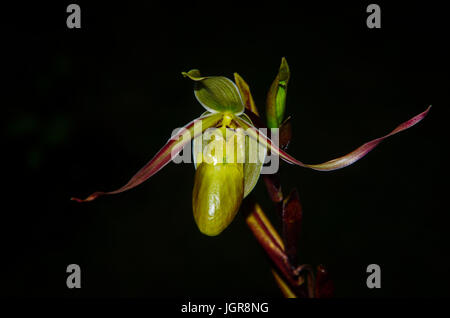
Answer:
[234,72,259,115]
[182,69,245,115]
[266,57,290,128]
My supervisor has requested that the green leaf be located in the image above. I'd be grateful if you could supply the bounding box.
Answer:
[182,69,245,115]
[266,57,290,128]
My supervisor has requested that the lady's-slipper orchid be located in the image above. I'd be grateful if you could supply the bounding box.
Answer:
[72,62,430,237]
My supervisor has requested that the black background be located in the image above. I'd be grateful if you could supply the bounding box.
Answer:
[2,1,449,299]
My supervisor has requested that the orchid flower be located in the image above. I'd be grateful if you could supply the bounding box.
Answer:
[72,59,430,237]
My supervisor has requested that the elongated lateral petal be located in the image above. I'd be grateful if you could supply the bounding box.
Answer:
[235,106,430,172]
[71,113,223,202]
